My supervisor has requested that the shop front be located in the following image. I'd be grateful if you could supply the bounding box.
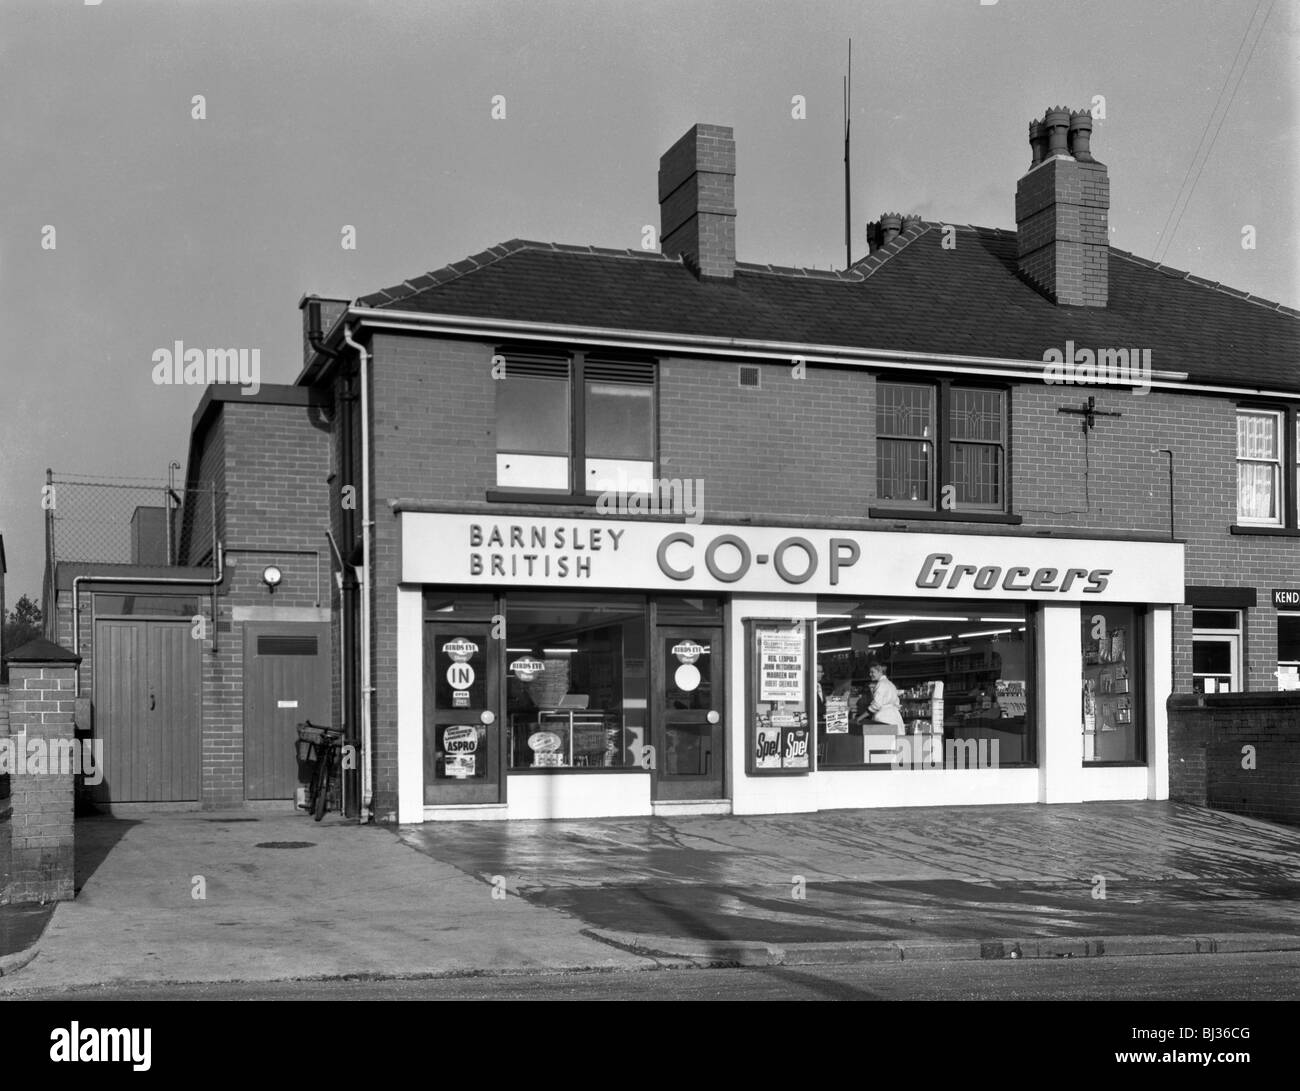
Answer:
[395,512,1184,822]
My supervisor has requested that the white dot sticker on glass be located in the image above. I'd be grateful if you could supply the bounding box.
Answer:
[674,663,701,692]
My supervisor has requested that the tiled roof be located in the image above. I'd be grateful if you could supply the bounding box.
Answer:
[355,224,1300,391]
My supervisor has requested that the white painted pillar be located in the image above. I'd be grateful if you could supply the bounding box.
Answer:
[1147,606,1172,800]
[397,584,424,823]
[1038,604,1082,803]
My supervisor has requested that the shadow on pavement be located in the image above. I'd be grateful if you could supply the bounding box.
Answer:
[74,813,141,894]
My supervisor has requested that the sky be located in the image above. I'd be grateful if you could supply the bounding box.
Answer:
[1,0,1296,603]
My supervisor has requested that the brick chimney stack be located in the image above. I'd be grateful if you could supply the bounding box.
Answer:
[658,124,736,280]
[1015,107,1109,307]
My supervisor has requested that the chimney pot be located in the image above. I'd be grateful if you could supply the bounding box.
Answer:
[1028,120,1048,168]
[1068,110,1094,162]
[1043,107,1071,158]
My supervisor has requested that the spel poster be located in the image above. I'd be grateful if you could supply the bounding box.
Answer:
[755,720,782,769]
[759,626,804,702]
[773,712,809,770]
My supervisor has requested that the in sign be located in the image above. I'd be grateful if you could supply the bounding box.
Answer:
[446,663,476,689]
[1273,589,1300,608]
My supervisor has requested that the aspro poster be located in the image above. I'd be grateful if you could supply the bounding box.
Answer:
[759,626,805,701]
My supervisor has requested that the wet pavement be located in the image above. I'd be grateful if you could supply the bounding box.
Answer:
[399,802,1300,946]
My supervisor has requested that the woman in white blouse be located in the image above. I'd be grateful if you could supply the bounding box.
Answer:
[856,660,905,730]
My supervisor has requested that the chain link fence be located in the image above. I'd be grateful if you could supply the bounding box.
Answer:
[46,472,223,567]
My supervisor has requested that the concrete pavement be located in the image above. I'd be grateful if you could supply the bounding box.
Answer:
[1,800,1297,991]
[0,810,653,993]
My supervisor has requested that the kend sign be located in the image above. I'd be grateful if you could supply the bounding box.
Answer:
[401,513,1186,603]
[1274,589,1300,608]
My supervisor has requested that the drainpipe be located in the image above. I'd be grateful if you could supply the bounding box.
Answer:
[342,324,374,822]
[70,543,225,697]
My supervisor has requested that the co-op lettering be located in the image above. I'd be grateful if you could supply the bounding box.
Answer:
[656,533,1111,593]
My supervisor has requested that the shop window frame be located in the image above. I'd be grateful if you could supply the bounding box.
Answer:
[868,376,1022,525]
[812,598,1039,771]
[1230,403,1300,537]
[501,590,653,775]
[1081,603,1148,767]
[487,348,658,506]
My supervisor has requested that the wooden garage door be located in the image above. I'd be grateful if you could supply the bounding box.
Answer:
[93,620,202,803]
[243,624,331,799]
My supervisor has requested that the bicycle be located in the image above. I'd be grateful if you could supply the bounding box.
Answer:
[297,720,344,821]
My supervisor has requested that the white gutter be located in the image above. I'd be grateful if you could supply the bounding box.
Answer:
[332,305,1300,400]
[342,324,375,822]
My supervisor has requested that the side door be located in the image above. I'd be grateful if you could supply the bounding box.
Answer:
[244,623,332,799]
[424,620,502,805]
[653,625,725,800]
[93,619,200,803]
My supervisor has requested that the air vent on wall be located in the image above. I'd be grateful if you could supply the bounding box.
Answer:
[257,635,319,656]
[738,365,761,388]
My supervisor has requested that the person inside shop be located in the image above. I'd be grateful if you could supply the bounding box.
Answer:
[854,659,904,730]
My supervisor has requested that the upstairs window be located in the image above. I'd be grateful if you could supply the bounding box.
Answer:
[876,380,1006,512]
[1236,408,1284,524]
[494,352,656,498]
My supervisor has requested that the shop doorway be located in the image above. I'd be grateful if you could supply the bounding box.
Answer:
[653,625,725,800]
[424,620,502,805]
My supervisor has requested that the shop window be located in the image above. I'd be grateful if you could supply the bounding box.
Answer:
[1236,409,1284,524]
[1192,609,1242,694]
[505,592,647,770]
[1082,606,1143,762]
[875,381,1006,512]
[493,351,656,499]
[814,599,1033,769]
[1278,613,1300,691]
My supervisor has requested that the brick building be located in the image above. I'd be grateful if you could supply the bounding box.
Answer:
[49,113,1300,820]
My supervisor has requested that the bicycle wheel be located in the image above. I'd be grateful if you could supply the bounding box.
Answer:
[313,749,331,821]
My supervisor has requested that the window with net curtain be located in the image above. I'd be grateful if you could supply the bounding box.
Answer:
[875,382,1005,510]
[1236,409,1283,523]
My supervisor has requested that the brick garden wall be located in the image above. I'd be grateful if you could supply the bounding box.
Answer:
[3,659,77,902]
[1168,692,1300,826]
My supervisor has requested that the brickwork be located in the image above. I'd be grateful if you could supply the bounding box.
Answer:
[658,124,736,279]
[1168,692,1300,826]
[1015,157,1110,306]
[4,660,77,902]
[194,399,332,807]
[359,329,1299,816]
